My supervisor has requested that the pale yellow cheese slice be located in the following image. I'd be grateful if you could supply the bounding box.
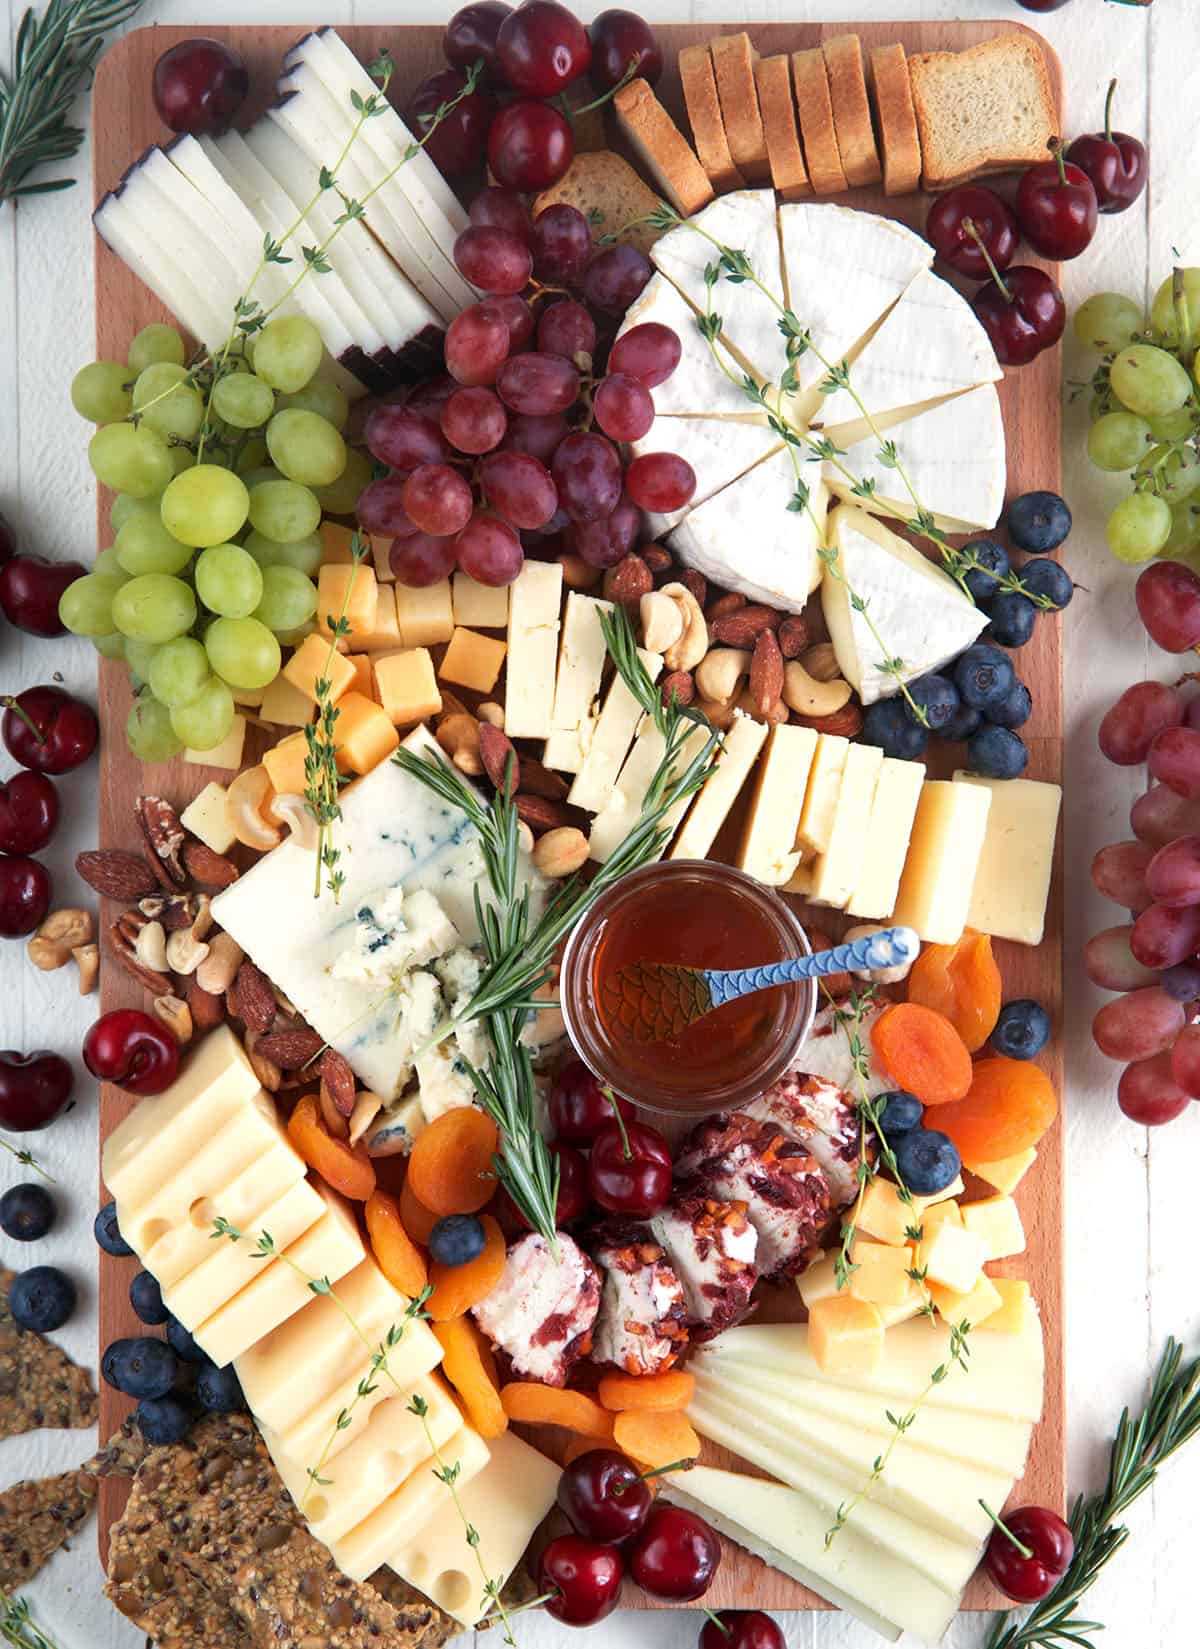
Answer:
[891,779,992,944]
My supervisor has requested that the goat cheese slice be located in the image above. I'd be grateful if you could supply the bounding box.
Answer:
[617,274,768,421]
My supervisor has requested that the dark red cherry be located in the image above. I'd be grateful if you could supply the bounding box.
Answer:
[589,10,664,91]
[925,185,1019,279]
[538,1533,624,1625]
[443,2,513,86]
[1065,81,1148,214]
[152,38,249,136]
[984,1505,1075,1603]
[972,267,1066,367]
[487,100,574,192]
[589,1119,673,1218]
[2,687,99,774]
[700,1611,786,1649]
[404,69,496,180]
[630,1504,721,1601]
[0,1051,73,1131]
[0,772,58,855]
[1014,144,1099,261]
[558,1447,652,1543]
[0,857,51,939]
[496,1,592,98]
[0,555,85,637]
[549,1058,635,1145]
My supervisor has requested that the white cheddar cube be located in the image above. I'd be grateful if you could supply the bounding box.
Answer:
[359,585,403,653]
[566,648,662,803]
[891,780,992,944]
[547,593,613,774]
[332,1426,492,1582]
[967,1147,1037,1196]
[792,734,849,860]
[807,742,883,908]
[846,756,926,920]
[163,1178,327,1330]
[961,1194,1026,1260]
[180,781,236,855]
[927,1271,1004,1330]
[917,1222,988,1296]
[395,579,454,649]
[452,571,509,629]
[505,560,563,738]
[981,1278,1033,1334]
[737,724,818,886]
[954,773,1062,945]
[184,712,246,771]
[671,713,767,861]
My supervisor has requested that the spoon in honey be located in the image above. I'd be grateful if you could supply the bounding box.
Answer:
[601,926,921,1043]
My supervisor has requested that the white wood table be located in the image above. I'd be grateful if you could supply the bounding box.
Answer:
[0,1,1195,1644]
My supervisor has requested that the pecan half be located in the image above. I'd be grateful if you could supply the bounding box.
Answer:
[228,960,276,1034]
[107,913,170,993]
[320,1049,357,1118]
[515,793,573,835]
[254,1028,324,1070]
[749,630,785,718]
[478,723,520,797]
[182,841,239,891]
[791,703,865,737]
[75,850,158,902]
[709,605,781,647]
[135,797,187,889]
[140,893,200,932]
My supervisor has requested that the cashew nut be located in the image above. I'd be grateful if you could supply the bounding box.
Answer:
[72,942,99,995]
[843,923,916,985]
[695,694,741,731]
[736,686,789,728]
[660,582,709,673]
[437,713,481,761]
[517,820,535,855]
[800,642,842,683]
[165,926,210,976]
[153,994,194,1044]
[639,589,684,655]
[227,765,282,852]
[782,661,853,718]
[452,747,484,777]
[695,647,751,708]
[436,689,471,724]
[349,1089,385,1147]
[191,895,213,942]
[195,932,244,996]
[134,919,169,973]
[266,792,320,852]
[477,702,505,729]
[26,908,94,971]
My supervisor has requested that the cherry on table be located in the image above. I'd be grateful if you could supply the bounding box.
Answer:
[925,186,1019,279]
[972,266,1066,367]
[0,555,85,638]
[538,1533,624,1625]
[496,0,592,98]
[558,1447,652,1543]
[589,1117,673,1217]
[700,1611,786,1649]
[152,38,249,136]
[630,1503,721,1601]
[589,9,664,90]
[0,510,15,568]
[1066,79,1148,214]
[505,1138,590,1227]
[984,1504,1075,1602]
[0,772,58,855]
[0,1051,73,1131]
[2,686,99,774]
[0,856,52,939]
[83,1009,180,1097]
[443,2,513,85]
[1014,141,1098,261]
[549,1057,635,1145]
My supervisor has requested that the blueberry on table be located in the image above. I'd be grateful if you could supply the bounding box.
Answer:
[94,1200,133,1258]
[984,590,1037,649]
[102,1335,178,1399]
[8,1265,75,1332]
[967,724,1029,780]
[166,1315,208,1364]
[1007,490,1071,554]
[939,701,983,743]
[1020,557,1074,611]
[875,1091,924,1139]
[903,673,961,732]
[953,644,1017,713]
[992,999,1052,1060]
[987,680,1033,731]
[893,1129,961,1197]
[961,538,1011,602]
[195,1360,247,1414]
[862,698,930,760]
[130,1269,168,1325]
[0,1183,56,1242]
[135,1394,193,1446]
[428,1213,487,1267]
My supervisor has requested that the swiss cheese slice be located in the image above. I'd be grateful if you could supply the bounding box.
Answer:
[846,755,926,920]
[332,1425,491,1582]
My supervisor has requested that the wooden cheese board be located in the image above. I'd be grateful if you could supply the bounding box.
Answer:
[91,17,1065,1615]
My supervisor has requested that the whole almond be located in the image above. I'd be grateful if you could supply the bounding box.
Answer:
[602,552,653,610]
[660,670,695,709]
[320,1048,357,1117]
[792,703,864,737]
[515,793,572,836]
[706,591,746,621]
[709,605,780,647]
[517,756,570,802]
[478,722,520,796]
[679,568,708,609]
[76,850,158,901]
[642,544,674,579]
[228,960,277,1034]
[556,552,602,591]
[182,841,239,891]
[777,614,811,659]
[255,1028,324,1070]
[749,631,785,718]
[188,977,226,1031]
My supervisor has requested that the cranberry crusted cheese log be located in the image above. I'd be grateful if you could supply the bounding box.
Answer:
[742,1070,875,1212]
[649,1194,758,1342]
[472,1232,600,1388]
[675,1114,833,1284]
[590,1223,689,1377]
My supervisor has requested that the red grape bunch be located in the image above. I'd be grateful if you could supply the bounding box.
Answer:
[356,185,697,588]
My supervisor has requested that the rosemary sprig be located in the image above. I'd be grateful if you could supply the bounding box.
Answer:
[0,1594,57,1649]
[986,1336,1200,1649]
[303,530,367,900]
[0,1138,53,1182]
[0,0,145,205]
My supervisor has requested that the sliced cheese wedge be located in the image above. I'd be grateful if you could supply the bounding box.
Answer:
[546,593,612,776]
[821,503,988,704]
[955,772,1062,946]
[566,648,661,808]
[847,755,926,920]
[163,1177,327,1327]
[670,712,768,860]
[807,741,883,908]
[588,720,709,863]
[632,417,784,534]
[892,779,993,944]
[738,724,818,885]
[617,274,769,421]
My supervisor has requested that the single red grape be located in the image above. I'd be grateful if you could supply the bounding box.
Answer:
[594,373,655,441]
[479,451,558,529]
[608,320,682,387]
[358,475,417,538]
[551,432,623,522]
[497,352,580,415]
[537,299,597,363]
[453,225,533,295]
[531,204,593,283]
[488,293,536,351]
[364,406,447,471]
[1118,1053,1193,1126]
[566,494,640,567]
[583,244,653,315]
[1099,682,1183,766]
[1148,725,1200,798]
[445,302,511,386]
[1136,561,1200,652]
[500,410,570,462]
[1091,840,1155,908]
[469,184,532,243]
[389,533,460,587]
[441,387,507,455]
[455,513,524,585]
[402,464,474,537]
[624,451,696,513]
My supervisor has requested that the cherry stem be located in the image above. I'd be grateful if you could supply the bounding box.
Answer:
[702,1609,733,1638]
[1048,136,1068,188]
[0,697,46,743]
[612,1456,696,1494]
[569,56,640,118]
[1105,78,1118,142]
[962,219,1012,303]
[602,1086,633,1159]
[979,1499,1034,1560]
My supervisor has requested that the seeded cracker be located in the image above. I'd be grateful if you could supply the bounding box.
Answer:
[0,1268,96,1437]
[0,1468,96,1588]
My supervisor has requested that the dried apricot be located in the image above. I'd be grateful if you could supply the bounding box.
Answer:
[597,1369,696,1413]
[612,1408,701,1471]
[433,1316,508,1439]
[407,1107,499,1216]
[563,1434,608,1467]
[399,1175,439,1246]
[500,1382,615,1440]
[907,932,1002,1054]
[287,1093,376,1201]
[426,1214,505,1321]
[871,1002,973,1106]
[933,1057,1059,1161]
[365,1189,428,1300]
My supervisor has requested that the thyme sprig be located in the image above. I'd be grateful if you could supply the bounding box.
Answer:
[986,1337,1200,1649]
[0,1138,52,1182]
[303,530,367,900]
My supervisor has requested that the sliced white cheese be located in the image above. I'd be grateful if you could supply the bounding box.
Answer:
[93,187,232,355]
[793,1001,891,1097]
[631,417,784,533]
[737,724,818,885]
[847,756,927,920]
[792,733,850,859]
[505,561,563,740]
[567,648,662,810]
[892,779,993,945]
[954,772,1062,946]
[821,503,988,704]
[546,593,613,774]
[588,720,709,863]
[670,712,768,860]
[616,274,769,422]
[807,742,883,908]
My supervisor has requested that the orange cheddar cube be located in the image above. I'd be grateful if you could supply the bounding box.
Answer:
[808,1295,884,1376]
[927,1270,1003,1329]
[921,1197,963,1233]
[345,653,373,699]
[855,1179,916,1247]
[317,563,377,648]
[979,1277,1032,1334]
[440,627,507,694]
[372,649,442,728]
[332,691,400,774]
[263,731,310,797]
[360,585,403,653]
[320,521,357,564]
[847,1241,918,1309]
[965,1147,1037,1196]
[283,633,355,706]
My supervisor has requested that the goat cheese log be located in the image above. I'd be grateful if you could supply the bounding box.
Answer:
[649,1195,758,1341]
[472,1233,600,1387]
[590,1223,689,1377]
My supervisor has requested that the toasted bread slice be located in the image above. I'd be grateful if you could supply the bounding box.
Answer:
[710,32,772,185]
[791,48,847,196]
[822,34,881,188]
[909,34,1056,190]
[754,53,810,201]
[614,78,715,219]
[534,151,666,257]
[868,43,922,196]
[679,44,744,192]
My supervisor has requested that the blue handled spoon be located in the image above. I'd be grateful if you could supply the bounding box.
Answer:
[601,926,921,1043]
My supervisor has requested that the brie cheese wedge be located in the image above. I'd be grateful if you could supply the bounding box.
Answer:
[630,417,785,532]
[616,273,768,421]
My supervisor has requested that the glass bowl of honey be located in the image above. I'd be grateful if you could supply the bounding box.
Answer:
[559,860,817,1117]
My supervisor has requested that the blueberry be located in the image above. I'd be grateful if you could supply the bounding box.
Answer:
[1020,557,1074,611]
[102,1335,178,1400]
[875,1091,923,1139]
[893,1129,961,1198]
[903,673,961,732]
[135,1395,193,1446]
[991,999,1052,1060]
[1161,961,1200,1002]
[166,1315,208,1364]
[94,1201,133,1258]
[967,724,1029,780]
[195,1361,247,1414]
[961,538,1010,602]
[0,1184,56,1243]
[984,591,1037,649]
[939,702,983,743]
[1007,490,1071,554]
[130,1270,168,1326]
[987,680,1033,730]
[953,644,1016,713]
[8,1266,75,1333]
[428,1214,487,1268]
[862,698,930,761]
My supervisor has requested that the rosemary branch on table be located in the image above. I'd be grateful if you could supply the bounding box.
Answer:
[0,1595,57,1649]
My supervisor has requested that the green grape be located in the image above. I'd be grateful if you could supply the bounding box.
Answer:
[253,315,323,394]
[169,676,236,751]
[274,623,317,647]
[239,464,282,490]
[109,492,155,534]
[1160,498,1200,561]
[244,529,323,576]
[1110,345,1193,418]
[161,464,250,548]
[72,360,133,423]
[1154,446,1200,500]
[204,615,281,691]
[314,444,370,515]
[123,638,161,683]
[115,511,193,576]
[1107,492,1172,563]
[167,444,196,477]
[212,372,276,430]
[111,573,197,642]
[127,695,183,763]
[89,423,174,497]
[1073,292,1143,354]
[92,547,130,582]
[132,363,205,441]
[92,632,125,661]
[128,324,185,375]
[59,573,125,636]
[277,379,349,431]
[267,408,347,487]
[247,478,321,543]
[236,438,271,476]
[1087,411,1153,471]
[148,636,212,707]
[1147,409,1197,441]
[254,565,318,632]
[195,542,264,618]
[1151,268,1200,352]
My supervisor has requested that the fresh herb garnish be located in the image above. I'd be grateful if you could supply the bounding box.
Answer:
[0,1593,58,1649]
[0,1138,52,1182]
[303,530,367,901]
